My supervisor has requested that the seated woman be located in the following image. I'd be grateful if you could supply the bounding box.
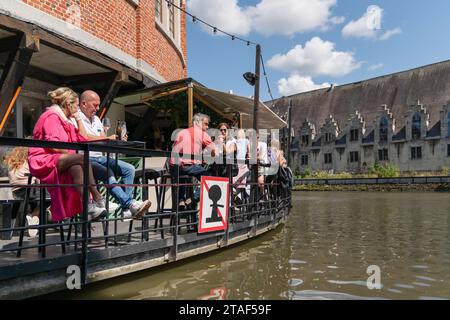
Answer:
[3,146,41,237]
[28,87,106,222]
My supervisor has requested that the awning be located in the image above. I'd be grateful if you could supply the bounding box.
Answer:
[114,78,286,129]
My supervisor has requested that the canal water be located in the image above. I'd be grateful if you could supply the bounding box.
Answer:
[57,192,450,300]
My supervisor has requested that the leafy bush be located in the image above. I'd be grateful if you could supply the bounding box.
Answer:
[301,167,312,178]
[368,163,400,178]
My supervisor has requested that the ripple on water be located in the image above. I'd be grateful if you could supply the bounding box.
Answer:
[282,290,385,300]
[289,259,307,264]
[394,284,415,289]
[411,265,429,269]
[416,276,437,282]
[327,280,370,288]
[288,279,304,287]
[412,282,431,287]
[387,288,402,294]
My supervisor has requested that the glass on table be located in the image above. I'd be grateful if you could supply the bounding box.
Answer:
[102,117,111,135]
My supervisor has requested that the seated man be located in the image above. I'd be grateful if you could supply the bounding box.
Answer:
[169,113,217,208]
[72,90,151,219]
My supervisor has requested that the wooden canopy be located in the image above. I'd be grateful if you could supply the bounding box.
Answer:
[113,78,287,129]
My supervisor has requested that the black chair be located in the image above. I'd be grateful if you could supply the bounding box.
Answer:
[17,174,67,258]
[127,169,163,242]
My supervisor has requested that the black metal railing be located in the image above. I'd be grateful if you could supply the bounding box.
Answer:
[0,136,291,286]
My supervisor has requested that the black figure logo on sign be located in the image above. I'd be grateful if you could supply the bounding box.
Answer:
[206,185,224,223]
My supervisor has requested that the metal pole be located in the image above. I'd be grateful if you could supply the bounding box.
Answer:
[81,145,89,285]
[287,100,292,167]
[251,44,261,235]
[252,44,261,131]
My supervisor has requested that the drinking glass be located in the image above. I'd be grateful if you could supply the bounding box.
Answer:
[102,117,111,135]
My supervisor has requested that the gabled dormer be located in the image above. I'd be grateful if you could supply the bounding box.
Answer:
[440,101,450,138]
[374,105,395,144]
[345,110,365,144]
[405,101,429,141]
[320,115,339,144]
[298,119,316,148]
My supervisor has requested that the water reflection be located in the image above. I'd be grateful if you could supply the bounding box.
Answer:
[54,192,450,300]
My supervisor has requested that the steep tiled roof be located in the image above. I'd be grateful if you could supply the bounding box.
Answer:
[269,60,450,135]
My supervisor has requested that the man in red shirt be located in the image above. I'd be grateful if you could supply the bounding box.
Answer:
[170,113,217,208]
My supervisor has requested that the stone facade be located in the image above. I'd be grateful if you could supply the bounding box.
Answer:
[271,60,450,174]
[293,101,450,173]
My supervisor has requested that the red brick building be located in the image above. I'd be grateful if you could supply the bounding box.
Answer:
[0,0,187,137]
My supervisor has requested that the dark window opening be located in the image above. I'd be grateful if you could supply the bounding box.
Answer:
[301,134,309,146]
[412,113,421,140]
[411,146,422,160]
[379,117,388,142]
[324,153,332,164]
[301,155,308,166]
[378,149,389,161]
[349,151,359,163]
[350,129,359,142]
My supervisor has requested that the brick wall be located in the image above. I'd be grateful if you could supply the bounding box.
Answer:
[20,0,187,81]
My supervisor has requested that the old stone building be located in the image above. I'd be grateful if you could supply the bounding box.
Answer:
[271,60,450,174]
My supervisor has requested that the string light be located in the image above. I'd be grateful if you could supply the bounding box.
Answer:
[163,0,257,47]
[260,53,276,105]
[163,0,276,103]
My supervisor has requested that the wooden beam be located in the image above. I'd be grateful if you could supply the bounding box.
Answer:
[0,33,37,135]
[25,65,64,85]
[0,14,142,82]
[193,92,232,121]
[142,86,188,102]
[62,72,118,87]
[188,82,194,126]
[98,72,128,119]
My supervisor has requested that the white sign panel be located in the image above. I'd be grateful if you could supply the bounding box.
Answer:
[199,176,230,233]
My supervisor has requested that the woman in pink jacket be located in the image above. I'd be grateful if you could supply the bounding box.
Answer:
[28,87,106,222]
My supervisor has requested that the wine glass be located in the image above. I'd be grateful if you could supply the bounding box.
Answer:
[102,117,111,135]
[121,121,128,141]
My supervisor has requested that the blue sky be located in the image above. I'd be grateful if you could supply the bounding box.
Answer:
[185,0,450,102]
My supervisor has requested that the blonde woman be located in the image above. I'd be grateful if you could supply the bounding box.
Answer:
[28,87,106,222]
[4,146,40,237]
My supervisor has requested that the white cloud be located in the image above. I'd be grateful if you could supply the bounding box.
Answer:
[267,37,361,77]
[368,63,384,71]
[187,0,343,37]
[187,0,251,36]
[247,0,341,36]
[278,75,331,95]
[380,27,402,41]
[342,5,383,39]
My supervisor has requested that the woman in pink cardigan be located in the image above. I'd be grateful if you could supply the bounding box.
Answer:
[28,87,106,222]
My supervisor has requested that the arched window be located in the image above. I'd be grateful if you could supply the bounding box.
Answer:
[447,113,450,137]
[412,113,421,139]
[379,117,388,142]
